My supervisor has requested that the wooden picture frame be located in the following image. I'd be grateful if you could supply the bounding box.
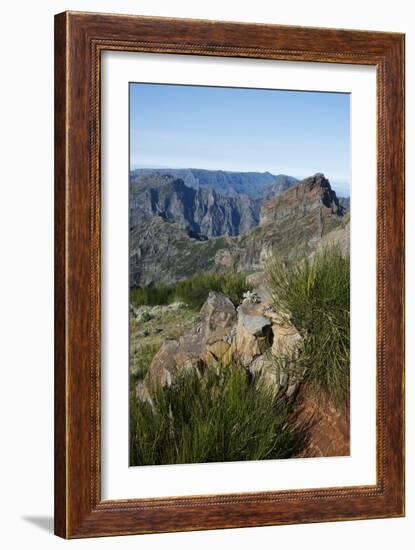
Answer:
[54,11,405,538]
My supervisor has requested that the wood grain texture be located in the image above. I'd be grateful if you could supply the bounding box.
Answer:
[54,11,68,539]
[54,11,405,539]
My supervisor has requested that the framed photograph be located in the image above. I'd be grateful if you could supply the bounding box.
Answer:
[54,11,405,538]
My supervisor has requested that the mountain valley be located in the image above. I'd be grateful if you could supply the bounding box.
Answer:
[129,170,349,287]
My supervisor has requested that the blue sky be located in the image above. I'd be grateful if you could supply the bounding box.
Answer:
[130,83,350,196]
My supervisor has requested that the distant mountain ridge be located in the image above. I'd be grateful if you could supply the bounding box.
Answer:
[130,173,349,287]
[131,168,298,199]
[130,169,302,238]
[129,172,259,237]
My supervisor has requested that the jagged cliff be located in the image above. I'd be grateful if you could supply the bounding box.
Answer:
[260,173,344,225]
[129,173,259,237]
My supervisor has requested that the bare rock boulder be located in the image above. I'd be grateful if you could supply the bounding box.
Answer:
[199,291,237,344]
[201,339,231,368]
[249,355,280,393]
[231,325,261,366]
[238,311,272,337]
[230,307,273,366]
[146,292,236,388]
[271,322,302,356]
[207,340,230,360]
[145,340,179,388]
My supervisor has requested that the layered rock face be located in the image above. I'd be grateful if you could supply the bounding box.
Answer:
[259,173,344,226]
[130,173,259,237]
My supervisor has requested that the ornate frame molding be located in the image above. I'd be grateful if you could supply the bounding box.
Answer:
[55,11,405,538]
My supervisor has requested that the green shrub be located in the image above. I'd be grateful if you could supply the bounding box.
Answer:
[130,285,171,307]
[130,272,252,311]
[138,311,153,323]
[130,364,303,466]
[172,272,252,309]
[266,247,350,405]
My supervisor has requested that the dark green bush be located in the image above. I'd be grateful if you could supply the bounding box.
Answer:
[130,284,171,307]
[130,364,303,466]
[130,272,252,310]
[173,272,252,309]
[266,247,350,405]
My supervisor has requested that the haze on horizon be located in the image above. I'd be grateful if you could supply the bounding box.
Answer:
[130,83,351,197]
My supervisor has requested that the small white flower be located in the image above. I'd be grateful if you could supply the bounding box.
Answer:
[242,290,260,304]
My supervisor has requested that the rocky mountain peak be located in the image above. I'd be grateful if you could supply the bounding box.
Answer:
[259,173,344,226]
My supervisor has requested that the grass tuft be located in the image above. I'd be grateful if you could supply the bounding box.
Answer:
[130,364,303,466]
[266,246,350,405]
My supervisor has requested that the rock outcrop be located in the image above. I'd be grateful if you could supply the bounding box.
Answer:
[141,289,303,402]
[145,292,236,389]
[199,291,237,343]
[227,300,273,367]
[259,173,344,226]
[134,287,350,459]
